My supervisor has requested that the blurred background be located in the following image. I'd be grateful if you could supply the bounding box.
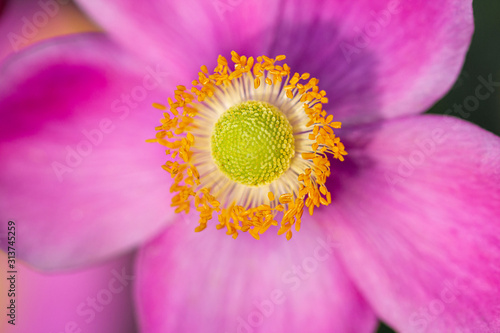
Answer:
[0,0,499,332]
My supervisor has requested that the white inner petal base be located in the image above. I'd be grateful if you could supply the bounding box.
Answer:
[191,71,314,208]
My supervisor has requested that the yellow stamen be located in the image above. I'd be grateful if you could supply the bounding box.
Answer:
[149,52,347,240]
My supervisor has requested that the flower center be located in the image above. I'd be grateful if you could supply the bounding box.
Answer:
[211,101,295,186]
[148,51,347,240]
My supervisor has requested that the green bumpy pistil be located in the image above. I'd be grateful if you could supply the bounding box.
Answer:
[211,101,295,186]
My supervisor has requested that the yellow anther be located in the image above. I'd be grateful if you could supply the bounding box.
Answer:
[152,103,167,110]
[279,193,293,204]
[254,78,260,89]
[301,152,316,160]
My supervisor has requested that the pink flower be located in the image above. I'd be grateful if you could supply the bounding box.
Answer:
[1,0,499,332]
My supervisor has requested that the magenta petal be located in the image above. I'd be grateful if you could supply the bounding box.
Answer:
[0,34,176,270]
[75,0,281,84]
[1,252,137,333]
[75,0,473,125]
[267,0,474,125]
[317,115,500,332]
[135,220,377,333]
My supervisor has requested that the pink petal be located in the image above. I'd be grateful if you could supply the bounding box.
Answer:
[0,0,40,60]
[0,0,100,61]
[0,34,176,270]
[75,0,473,125]
[135,220,377,333]
[316,115,500,332]
[0,251,137,333]
[75,0,280,86]
[266,0,474,125]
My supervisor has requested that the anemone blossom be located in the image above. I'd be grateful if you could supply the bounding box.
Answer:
[1,0,500,332]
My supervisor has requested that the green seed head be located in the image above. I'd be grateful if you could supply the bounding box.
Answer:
[211,101,295,186]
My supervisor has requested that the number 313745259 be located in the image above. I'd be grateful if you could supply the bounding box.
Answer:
[7,221,16,261]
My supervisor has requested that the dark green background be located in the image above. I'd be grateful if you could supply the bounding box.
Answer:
[378,1,500,332]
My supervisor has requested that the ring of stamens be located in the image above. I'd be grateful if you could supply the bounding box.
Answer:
[148,51,347,240]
